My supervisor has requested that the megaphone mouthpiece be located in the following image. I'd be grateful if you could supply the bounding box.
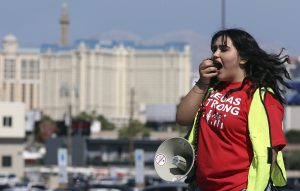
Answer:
[172,155,188,172]
[154,137,195,182]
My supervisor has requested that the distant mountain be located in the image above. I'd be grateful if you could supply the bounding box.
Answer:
[94,30,142,42]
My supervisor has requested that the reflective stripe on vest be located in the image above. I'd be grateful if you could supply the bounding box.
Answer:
[187,88,287,190]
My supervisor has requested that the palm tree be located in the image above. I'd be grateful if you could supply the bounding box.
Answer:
[119,120,150,167]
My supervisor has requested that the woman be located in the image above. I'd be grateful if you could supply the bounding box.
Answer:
[176,28,290,191]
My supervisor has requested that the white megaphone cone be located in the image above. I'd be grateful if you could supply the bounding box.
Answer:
[154,137,195,182]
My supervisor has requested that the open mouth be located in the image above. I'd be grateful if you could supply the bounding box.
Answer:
[213,60,223,70]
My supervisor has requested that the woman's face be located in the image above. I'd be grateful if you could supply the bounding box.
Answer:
[211,35,246,82]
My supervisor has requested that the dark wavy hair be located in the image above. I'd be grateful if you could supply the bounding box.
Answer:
[210,28,291,104]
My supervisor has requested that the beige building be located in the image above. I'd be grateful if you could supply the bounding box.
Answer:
[0,33,191,127]
[40,41,191,126]
[0,102,25,179]
[0,34,40,111]
[0,3,191,127]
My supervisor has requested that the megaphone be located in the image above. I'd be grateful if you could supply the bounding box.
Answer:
[154,137,195,182]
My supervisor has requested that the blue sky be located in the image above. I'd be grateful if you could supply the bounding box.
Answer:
[0,0,299,67]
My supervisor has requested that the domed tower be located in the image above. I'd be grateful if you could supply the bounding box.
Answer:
[2,33,18,53]
[60,2,69,46]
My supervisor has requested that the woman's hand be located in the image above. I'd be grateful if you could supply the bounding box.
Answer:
[198,58,219,85]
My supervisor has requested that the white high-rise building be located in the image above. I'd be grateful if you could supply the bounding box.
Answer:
[0,3,191,127]
[0,35,191,128]
[40,40,191,126]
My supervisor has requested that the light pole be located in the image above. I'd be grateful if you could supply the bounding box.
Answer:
[128,88,135,169]
[60,83,79,167]
[66,102,72,166]
[221,0,226,29]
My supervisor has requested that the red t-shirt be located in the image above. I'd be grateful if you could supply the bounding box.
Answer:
[195,82,286,191]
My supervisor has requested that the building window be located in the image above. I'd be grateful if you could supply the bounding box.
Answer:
[30,84,34,109]
[3,116,12,127]
[36,61,40,78]
[2,156,12,167]
[21,59,39,80]
[21,60,26,79]
[10,84,14,101]
[4,59,16,80]
[22,84,26,102]
[29,60,35,79]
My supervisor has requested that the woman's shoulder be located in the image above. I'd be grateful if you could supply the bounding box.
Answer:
[250,87,284,110]
[264,91,284,109]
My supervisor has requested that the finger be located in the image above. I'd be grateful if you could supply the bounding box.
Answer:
[202,72,218,78]
[201,66,218,74]
[199,60,214,70]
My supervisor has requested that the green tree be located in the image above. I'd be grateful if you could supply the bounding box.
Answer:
[74,111,94,121]
[119,120,150,167]
[118,120,150,139]
[96,115,116,131]
[74,112,116,131]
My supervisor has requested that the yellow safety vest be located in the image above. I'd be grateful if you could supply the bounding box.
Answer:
[188,88,287,190]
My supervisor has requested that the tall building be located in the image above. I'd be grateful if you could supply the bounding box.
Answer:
[0,34,40,111]
[0,3,191,128]
[40,40,191,127]
[60,2,69,46]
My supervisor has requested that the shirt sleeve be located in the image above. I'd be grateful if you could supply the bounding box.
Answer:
[264,92,286,150]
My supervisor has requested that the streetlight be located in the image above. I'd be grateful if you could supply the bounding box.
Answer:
[221,0,226,29]
[128,88,135,169]
[60,83,79,166]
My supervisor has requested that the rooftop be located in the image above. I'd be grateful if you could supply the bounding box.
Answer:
[40,39,189,53]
